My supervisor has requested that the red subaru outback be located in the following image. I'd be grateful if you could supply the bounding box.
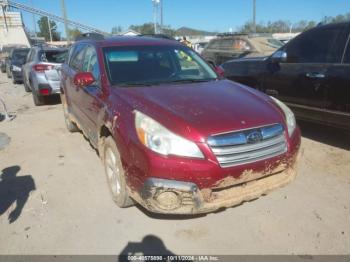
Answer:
[60,34,301,215]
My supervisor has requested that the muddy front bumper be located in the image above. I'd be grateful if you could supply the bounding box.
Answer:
[136,152,300,215]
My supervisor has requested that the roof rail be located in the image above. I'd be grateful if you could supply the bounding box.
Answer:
[216,32,273,38]
[139,34,176,41]
[75,32,105,42]
[216,33,249,37]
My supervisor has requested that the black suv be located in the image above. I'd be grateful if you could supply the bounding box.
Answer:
[201,34,283,66]
[5,47,30,83]
[223,22,350,130]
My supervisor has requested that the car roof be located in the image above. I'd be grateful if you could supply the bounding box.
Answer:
[76,36,183,48]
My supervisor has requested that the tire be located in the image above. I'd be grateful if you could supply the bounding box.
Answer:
[61,94,79,132]
[12,76,17,84]
[102,136,133,208]
[24,80,31,92]
[32,91,45,106]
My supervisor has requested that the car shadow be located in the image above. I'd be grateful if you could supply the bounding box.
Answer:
[44,94,61,105]
[119,235,176,261]
[298,120,350,151]
[0,166,36,223]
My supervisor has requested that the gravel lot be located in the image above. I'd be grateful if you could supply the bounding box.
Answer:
[0,72,349,255]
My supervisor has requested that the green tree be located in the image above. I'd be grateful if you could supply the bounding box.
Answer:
[129,23,155,34]
[129,23,176,36]
[111,26,123,35]
[68,28,83,40]
[37,17,60,41]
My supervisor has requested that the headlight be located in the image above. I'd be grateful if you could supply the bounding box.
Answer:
[12,65,22,72]
[135,111,204,158]
[270,96,296,137]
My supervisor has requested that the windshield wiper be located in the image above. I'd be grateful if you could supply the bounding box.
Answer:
[118,81,160,87]
[166,78,217,84]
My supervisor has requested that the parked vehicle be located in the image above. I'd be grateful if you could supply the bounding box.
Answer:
[5,48,30,84]
[222,22,350,130]
[201,34,284,66]
[0,44,27,73]
[22,46,68,105]
[193,41,208,54]
[60,34,301,215]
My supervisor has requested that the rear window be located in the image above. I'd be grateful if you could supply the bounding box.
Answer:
[12,49,30,60]
[40,50,68,63]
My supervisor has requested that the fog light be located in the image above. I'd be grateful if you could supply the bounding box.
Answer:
[155,191,181,210]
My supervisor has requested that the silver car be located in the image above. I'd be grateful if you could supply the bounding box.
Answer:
[22,46,68,106]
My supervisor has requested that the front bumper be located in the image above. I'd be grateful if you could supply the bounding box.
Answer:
[134,149,300,214]
[11,70,23,81]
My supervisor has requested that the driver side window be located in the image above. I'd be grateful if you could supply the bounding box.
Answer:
[82,46,100,82]
[285,26,347,63]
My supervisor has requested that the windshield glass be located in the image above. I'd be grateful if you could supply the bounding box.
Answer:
[103,45,217,86]
[40,50,68,63]
[12,49,29,60]
[267,38,284,48]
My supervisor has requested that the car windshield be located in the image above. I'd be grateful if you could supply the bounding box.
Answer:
[40,50,68,63]
[12,49,29,60]
[103,45,217,86]
[267,38,284,48]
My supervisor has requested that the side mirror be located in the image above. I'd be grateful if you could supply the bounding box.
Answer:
[73,72,95,88]
[215,66,225,78]
[271,50,287,64]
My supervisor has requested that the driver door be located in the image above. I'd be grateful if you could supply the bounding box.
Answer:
[263,24,349,122]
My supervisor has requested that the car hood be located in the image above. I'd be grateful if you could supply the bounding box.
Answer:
[116,80,284,142]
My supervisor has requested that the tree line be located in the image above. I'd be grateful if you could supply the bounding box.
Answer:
[30,12,350,41]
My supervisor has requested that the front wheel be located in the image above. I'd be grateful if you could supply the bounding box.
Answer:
[61,94,79,132]
[102,136,133,208]
[24,79,31,92]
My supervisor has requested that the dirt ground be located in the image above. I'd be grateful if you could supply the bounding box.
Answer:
[0,72,350,255]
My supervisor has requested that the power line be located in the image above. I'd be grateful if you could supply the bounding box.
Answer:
[0,0,108,35]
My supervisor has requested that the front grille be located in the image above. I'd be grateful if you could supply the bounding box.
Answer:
[207,124,287,168]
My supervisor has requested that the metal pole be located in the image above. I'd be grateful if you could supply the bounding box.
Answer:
[61,0,69,43]
[30,0,37,37]
[153,0,157,34]
[47,16,52,42]
[253,0,256,33]
[1,5,9,33]
[160,0,163,33]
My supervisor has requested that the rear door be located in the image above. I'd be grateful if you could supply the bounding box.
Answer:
[22,49,34,85]
[202,39,220,66]
[263,24,348,123]
[324,24,350,129]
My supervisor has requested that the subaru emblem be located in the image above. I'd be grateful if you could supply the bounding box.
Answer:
[246,131,263,144]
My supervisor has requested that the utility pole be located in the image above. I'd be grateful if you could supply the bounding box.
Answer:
[47,16,52,42]
[30,0,37,37]
[253,0,256,33]
[152,0,158,34]
[61,0,70,43]
[160,0,163,33]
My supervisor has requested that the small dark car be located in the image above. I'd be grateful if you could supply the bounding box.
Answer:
[5,48,30,83]
[60,34,300,215]
[223,22,350,130]
[201,34,283,66]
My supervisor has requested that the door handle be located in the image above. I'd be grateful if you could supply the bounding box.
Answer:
[306,72,326,79]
